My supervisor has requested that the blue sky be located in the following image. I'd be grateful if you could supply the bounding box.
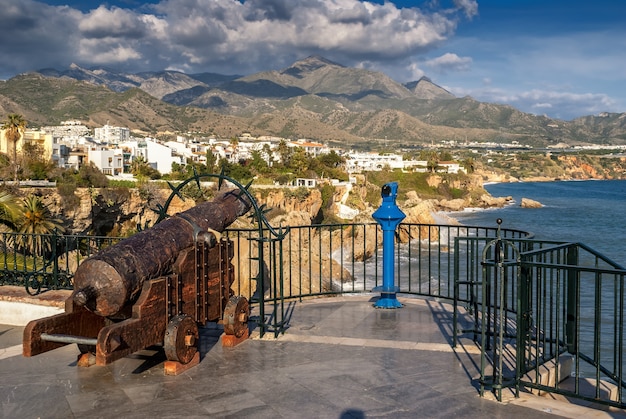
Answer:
[2,0,625,121]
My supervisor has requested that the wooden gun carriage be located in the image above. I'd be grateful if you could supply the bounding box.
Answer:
[23,190,251,374]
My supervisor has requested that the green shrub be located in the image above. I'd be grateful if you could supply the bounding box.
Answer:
[284,187,310,201]
[320,184,335,209]
[57,181,80,210]
[108,179,137,188]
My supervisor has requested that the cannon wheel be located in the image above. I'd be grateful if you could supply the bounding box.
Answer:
[223,296,249,338]
[164,314,199,364]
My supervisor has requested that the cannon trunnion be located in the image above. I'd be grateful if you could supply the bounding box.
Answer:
[23,190,251,374]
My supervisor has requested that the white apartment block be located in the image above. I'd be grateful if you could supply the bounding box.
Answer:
[88,147,124,176]
[119,138,182,175]
[164,140,212,164]
[343,152,464,174]
[94,125,130,144]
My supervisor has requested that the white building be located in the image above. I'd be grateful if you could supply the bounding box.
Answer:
[94,125,130,144]
[42,120,90,140]
[164,140,212,164]
[119,138,182,175]
[344,152,406,172]
[438,161,464,174]
[288,139,329,157]
[88,147,124,176]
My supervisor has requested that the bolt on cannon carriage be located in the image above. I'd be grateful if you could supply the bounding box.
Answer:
[23,188,251,375]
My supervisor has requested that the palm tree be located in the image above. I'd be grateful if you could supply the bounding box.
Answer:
[1,113,27,181]
[16,195,65,255]
[0,190,21,231]
[462,157,475,174]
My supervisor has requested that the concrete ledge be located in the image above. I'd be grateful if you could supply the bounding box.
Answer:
[0,301,64,325]
[0,286,69,326]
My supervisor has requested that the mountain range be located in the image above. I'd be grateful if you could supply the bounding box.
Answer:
[1,55,626,149]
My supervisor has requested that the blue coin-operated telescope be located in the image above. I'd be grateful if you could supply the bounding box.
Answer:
[371,182,406,308]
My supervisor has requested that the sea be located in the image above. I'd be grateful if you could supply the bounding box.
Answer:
[348,179,625,377]
[442,179,626,378]
[450,179,626,267]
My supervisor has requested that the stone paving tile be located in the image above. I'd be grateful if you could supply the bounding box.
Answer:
[0,296,613,418]
[0,324,23,348]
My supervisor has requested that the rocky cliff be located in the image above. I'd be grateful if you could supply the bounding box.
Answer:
[26,187,195,236]
[13,176,507,298]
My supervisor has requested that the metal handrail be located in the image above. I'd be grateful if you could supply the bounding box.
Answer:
[2,220,624,408]
[464,235,626,409]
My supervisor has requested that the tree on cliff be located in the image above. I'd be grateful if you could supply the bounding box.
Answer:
[15,195,65,255]
[462,157,475,174]
[131,156,161,180]
[20,142,57,180]
[1,113,27,181]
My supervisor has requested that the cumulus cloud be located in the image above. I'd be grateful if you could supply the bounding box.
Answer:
[0,0,477,78]
[454,0,478,19]
[78,6,149,38]
[0,1,82,74]
[425,52,472,73]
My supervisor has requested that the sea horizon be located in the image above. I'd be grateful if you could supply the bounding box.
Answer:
[448,178,626,266]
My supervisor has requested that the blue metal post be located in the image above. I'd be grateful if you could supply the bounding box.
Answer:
[372,182,406,308]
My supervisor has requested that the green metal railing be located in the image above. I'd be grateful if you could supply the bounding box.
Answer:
[223,222,530,336]
[458,231,626,409]
[0,232,122,295]
[517,241,626,408]
[2,219,625,408]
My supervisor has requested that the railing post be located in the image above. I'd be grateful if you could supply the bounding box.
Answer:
[566,245,579,354]
[517,258,532,379]
[52,231,59,289]
[453,238,460,348]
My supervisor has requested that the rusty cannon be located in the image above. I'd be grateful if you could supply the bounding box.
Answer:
[23,188,252,374]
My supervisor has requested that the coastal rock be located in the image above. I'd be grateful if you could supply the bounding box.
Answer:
[438,198,467,212]
[478,171,519,183]
[403,190,422,207]
[343,220,378,262]
[402,199,436,224]
[520,198,543,208]
[398,199,438,243]
[41,187,191,235]
[229,221,354,299]
[254,188,322,221]
[479,194,512,207]
[270,210,311,227]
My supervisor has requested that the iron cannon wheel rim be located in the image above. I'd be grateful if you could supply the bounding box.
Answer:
[164,314,199,364]
[223,296,249,338]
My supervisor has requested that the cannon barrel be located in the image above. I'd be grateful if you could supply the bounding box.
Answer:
[72,189,251,317]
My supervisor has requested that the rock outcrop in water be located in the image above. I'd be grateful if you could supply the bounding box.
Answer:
[520,197,543,208]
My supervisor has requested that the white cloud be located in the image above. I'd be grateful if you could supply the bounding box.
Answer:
[407,62,426,80]
[532,103,553,109]
[453,0,478,18]
[425,53,472,73]
[79,41,142,64]
[78,5,148,38]
[0,0,475,77]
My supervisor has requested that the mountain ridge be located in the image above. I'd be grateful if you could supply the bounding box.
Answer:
[0,56,622,148]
